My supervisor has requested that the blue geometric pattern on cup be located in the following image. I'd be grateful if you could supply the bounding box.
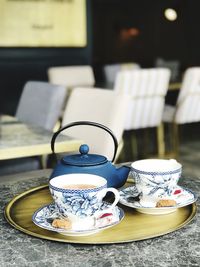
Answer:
[49,184,106,193]
[131,167,182,175]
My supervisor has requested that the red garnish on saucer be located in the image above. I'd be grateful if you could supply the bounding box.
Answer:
[99,213,113,219]
[174,189,182,195]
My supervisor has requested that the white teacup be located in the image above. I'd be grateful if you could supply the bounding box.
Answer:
[49,173,120,230]
[131,159,182,207]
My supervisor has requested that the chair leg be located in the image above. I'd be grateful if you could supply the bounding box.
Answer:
[143,128,149,157]
[130,131,138,160]
[156,123,165,158]
[165,122,179,159]
[114,139,124,163]
[172,123,179,159]
[39,155,48,169]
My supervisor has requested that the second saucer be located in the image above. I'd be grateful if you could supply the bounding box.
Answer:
[119,185,197,215]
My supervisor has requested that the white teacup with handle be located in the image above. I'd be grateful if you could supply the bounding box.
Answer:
[49,173,120,230]
[131,159,182,207]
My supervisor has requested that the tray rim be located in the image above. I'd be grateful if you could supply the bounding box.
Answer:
[4,184,197,244]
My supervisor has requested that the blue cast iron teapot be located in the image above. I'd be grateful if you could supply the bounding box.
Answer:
[49,121,130,188]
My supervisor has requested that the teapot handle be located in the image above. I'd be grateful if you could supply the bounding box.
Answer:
[51,121,119,162]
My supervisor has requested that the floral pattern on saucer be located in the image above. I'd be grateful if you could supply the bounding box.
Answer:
[32,203,124,236]
[119,185,197,215]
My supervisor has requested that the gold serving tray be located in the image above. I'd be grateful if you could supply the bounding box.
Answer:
[4,184,197,244]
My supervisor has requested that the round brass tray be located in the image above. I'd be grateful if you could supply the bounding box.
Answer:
[4,184,197,244]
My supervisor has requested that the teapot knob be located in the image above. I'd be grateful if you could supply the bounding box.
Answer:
[79,144,89,155]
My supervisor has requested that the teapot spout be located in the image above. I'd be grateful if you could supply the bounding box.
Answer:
[115,165,131,188]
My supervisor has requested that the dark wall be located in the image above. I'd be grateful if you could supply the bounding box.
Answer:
[92,0,156,66]
[0,48,92,115]
[92,0,200,82]
[0,0,92,115]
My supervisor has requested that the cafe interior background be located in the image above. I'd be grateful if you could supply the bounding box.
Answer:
[1,2,200,265]
[0,0,200,177]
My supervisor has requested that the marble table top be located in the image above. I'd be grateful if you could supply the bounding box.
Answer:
[0,115,82,160]
[1,170,200,267]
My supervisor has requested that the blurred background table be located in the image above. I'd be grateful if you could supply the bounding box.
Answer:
[1,169,199,267]
[0,115,82,160]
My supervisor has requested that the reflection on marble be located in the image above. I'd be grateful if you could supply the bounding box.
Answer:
[0,171,200,267]
[0,123,70,149]
[0,115,80,162]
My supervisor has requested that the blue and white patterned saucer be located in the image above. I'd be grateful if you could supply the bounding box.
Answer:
[32,202,124,236]
[119,185,197,215]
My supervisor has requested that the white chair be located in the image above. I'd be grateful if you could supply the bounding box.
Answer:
[114,68,171,159]
[163,67,200,157]
[0,81,67,176]
[47,65,95,88]
[103,62,140,88]
[61,87,129,162]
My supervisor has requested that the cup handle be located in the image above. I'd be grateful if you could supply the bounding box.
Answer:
[96,187,120,210]
[94,188,120,220]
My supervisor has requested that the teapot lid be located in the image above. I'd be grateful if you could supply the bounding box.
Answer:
[61,144,107,166]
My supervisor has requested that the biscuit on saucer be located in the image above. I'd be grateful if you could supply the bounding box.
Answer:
[156,199,177,207]
[52,218,72,230]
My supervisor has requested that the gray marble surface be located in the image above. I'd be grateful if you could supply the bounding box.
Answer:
[1,172,200,267]
[0,122,70,149]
